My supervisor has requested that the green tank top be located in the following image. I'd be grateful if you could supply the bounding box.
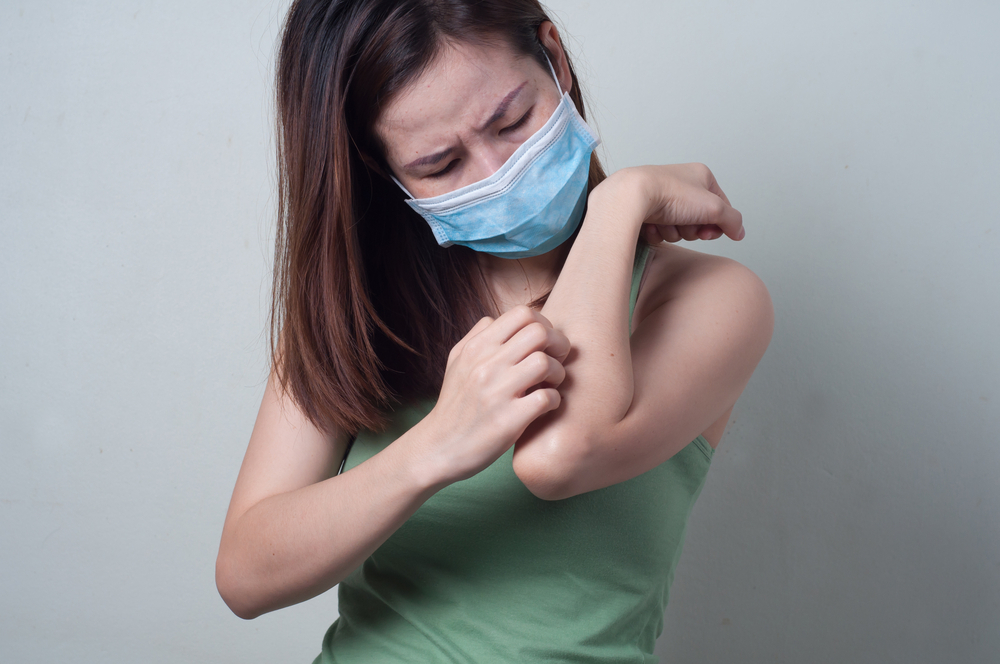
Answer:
[314,241,714,663]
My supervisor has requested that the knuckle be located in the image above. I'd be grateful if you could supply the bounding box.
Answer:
[464,333,484,355]
[538,388,559,411]
[527,322,548,344]
[514,304,535,323]
[470,362,491,386]
[531,351,550,374]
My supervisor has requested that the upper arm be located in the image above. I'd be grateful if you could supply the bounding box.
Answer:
[219,365,350,546]
[562,245,773,498]
[635,247,773,410]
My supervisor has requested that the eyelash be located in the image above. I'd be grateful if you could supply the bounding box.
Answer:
[503,107,534,134]
[426,107,535,179]
[427,160,458,179]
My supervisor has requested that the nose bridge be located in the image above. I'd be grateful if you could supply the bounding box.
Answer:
[466,135,516,182]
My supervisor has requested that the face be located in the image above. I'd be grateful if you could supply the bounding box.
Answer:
[376,32,572,200]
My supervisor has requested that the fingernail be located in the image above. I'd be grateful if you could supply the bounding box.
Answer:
[737,227,746,240]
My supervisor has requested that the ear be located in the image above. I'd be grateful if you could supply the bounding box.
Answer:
[537,21,572,96]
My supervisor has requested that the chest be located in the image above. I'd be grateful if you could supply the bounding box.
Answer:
[343,399,712,586]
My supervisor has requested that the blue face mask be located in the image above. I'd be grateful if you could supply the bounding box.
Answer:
[390,52,601,259]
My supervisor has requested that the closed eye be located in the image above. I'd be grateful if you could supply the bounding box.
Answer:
[427,159,459,179]
[501,107,534,134]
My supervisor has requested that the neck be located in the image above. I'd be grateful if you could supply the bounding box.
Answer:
[477,241,571,315]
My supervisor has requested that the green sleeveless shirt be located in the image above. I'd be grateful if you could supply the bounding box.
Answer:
[313,241,714,663]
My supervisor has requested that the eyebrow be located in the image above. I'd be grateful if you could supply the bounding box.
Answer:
[479,81,528,132]
[403,81,528,171]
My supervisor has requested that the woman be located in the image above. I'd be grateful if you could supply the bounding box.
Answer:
[216,0,774,661]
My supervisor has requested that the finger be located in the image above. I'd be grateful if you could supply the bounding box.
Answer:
[518,386,561,417]
[501,320,570,367]
[698,224,723,240]
[706,179,732,208]
[515,350,567,393]
[691,188,744,240]
[697,164,733,208]
[662,225,682,243]
[678,225,701,242]
[524,313,572,363]
[718,205,744,240]
[546,327,572,363]
[471,305,548,352]
[454,315,494,354]
[641,224,660,244]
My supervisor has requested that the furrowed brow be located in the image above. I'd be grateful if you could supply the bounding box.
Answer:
[402,81,528,172]
[479,81,527,132]
[404,149,452,171]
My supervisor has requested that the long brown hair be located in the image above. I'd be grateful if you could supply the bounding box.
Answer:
[270,0,636,435]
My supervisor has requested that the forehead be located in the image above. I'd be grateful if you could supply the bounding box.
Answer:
[376,39,537,161]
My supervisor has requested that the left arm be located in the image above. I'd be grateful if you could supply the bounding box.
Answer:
[511,165,773,500]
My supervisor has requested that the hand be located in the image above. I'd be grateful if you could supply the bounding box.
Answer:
[424,305,571,484]
[602,163,744,243]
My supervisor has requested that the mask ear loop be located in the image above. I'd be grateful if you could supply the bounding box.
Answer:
[390,173,417,200]
[541,49,563,95]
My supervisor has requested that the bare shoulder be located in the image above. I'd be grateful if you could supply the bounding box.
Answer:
[633,241,766,327]
[632,241,774,450]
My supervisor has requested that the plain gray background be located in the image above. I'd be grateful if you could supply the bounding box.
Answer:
[2,0,997,662]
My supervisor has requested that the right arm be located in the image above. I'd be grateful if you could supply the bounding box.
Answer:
[216,306,571,620]
[215,368,450,620]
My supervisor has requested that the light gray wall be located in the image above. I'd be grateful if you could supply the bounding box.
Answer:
[1,1,996,662]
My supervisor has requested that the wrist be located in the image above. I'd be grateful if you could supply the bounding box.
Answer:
[588,168,651,234]
[398,411,461,494]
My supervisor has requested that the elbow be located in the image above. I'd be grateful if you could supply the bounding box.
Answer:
[216,545,262,620]
[735,262,774,348]
[512,429,590,502]
[515,463,571,501]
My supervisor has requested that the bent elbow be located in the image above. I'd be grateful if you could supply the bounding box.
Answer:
[512,430,589,501]
[216,547,262,620]
[517,465,571,501]
[724,261,775,360]
[744,267,776,356]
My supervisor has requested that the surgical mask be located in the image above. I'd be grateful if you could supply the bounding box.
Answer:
[390,52,601,258]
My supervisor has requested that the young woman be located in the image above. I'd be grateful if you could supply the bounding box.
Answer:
[216,0,774,660]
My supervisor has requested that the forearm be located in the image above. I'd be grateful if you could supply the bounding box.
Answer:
[543,177,646,418]
[216,419,447,619]
[513,173,648,495]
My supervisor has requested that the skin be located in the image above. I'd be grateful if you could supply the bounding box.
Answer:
[375,34,572,311]
[216,21,774,620]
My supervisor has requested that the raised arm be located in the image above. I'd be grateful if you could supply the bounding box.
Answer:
[511,164,773,500]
